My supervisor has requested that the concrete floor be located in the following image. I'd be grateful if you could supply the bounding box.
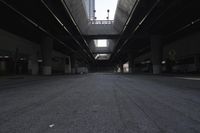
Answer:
[0,73,200,133]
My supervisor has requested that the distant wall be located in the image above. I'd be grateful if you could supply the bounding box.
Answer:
[133,32,200,72]
[163,32,200,60]
[0,28,72,75]
[0,29,40,56]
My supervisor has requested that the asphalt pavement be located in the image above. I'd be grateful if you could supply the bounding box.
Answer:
[0,73,200,133]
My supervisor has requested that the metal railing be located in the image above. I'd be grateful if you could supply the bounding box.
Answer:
[89,20,114,25]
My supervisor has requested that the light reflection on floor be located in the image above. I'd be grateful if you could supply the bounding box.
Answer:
[177,77,200,81]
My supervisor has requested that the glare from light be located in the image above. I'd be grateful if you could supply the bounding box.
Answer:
[95,0,118,20]
[177,77,200,81]
[162,60,166,64]
[4,56,9,58]
[38,59,43,63]
[123,62,129,73]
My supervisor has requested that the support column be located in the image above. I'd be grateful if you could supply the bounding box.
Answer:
[42,37,53,75]
[28,53,39,75]
[151,35,163,74]
[64,56,71,74]
[114,65,118,73]
[70,54,78,74]
[0,59,6,75]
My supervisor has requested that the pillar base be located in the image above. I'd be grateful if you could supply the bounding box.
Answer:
[42,66,52,75]
[71,68,76,74]
[153,65,161,74]
[32,65,39,75]
[0,61,6,75]
[29,61,39,75]
[64,65,71,74]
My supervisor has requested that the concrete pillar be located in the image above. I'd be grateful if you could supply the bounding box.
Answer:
[151,35,163,74]
[0,60,6,74]
[70,54,78,74]
[28,53,39,75]
[64,56,71,74]
[42,37,53,75]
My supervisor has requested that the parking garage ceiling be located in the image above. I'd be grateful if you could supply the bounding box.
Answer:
[0,0,200,65]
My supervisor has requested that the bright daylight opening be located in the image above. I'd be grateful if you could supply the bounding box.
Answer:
[95,54,111,60]
[95,0,118,20]
[95,39,108,47]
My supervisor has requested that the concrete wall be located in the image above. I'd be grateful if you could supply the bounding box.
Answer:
[0,28,41,75]
[114,0,137,32]
[52,51,72,74]
[52,51,65,73]
[135,33,200,63]
[163,32,200,60]
[82,0,95,20]
[0,29,40,56]
[163,32,200,73]
[135,52,151,64]
[0,28,73,75]
[86,24,118,35]
[133,32,200,73]
[64,0,89,33]
[82,0,90,19]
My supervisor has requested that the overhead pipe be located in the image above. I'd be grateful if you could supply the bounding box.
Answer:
[111,0,161,61]
[41,0,94,61]
[0,0,91,63]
